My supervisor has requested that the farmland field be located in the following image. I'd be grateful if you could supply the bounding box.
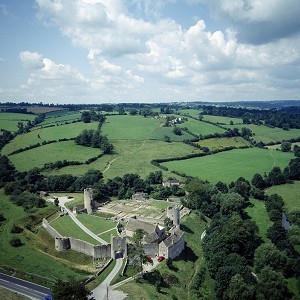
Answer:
[0,190,92,281]
[245,198,272,243]
[150,125,194,141]
[177,118,226,136]
[197,137,250,150]
[2,121,98,155]
[178,108,202,118]
[226,124,300,143]
[202,115,243,125]
[46,139,202,179]
[50,215,99,245]
[265,181,300,211]
[162,148,294,184]
[0,113,36,132]
[8,141,102,171]
[102,115,161,140]
[40,112,81,125]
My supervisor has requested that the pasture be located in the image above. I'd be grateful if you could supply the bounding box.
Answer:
[102,115,161,140]
[178,108,202,118]
[202,115,243,125]
[245,198,272,243]
[46,139,202,179]
[0,190,92,282]
[0,113,36,132]
[41,112,81,126]
[2,121,98,155]
[150,125,194,141]
[50,215,99,245]
[265,181,300,211]
[177,118,226,136]
[8,141,101,171]
[226,124,300,143]
[162,148,294,184]
[197,137,250,150]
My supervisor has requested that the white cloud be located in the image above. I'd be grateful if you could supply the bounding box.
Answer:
[19,0,300,102]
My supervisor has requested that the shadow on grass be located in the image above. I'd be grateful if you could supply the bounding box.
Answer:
[175,244,198,263]
[180,224,194,234]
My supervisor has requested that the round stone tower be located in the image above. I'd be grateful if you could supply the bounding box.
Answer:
[173,206,180,227]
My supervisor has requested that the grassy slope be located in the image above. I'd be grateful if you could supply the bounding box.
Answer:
[245,198,272,243]
[50,215,99,245]
[0,190,93,282]
[265,181,300,211]
[162,148,294,184]
[41,112,81,125]
[2,122,98,155]
[119,213,213,299]
[45,139,202,180]
[197,137,250,150]
[178,109,202,118]
[226,124,300,143]
[202,115,243,125]
[0,113,36,132]
[177,118,226,136]
[8,141,102,171]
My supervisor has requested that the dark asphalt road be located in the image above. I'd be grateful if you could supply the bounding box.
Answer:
[0,272,52,299]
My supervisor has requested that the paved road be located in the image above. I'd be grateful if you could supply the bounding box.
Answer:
[61,205,108,245]
[0,272,52,299]
[92,258,123,300]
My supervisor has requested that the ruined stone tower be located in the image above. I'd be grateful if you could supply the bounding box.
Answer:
[84,188,94,214]
[167,206,180,227]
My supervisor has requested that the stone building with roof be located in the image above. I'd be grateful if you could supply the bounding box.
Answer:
[125,206,185,259]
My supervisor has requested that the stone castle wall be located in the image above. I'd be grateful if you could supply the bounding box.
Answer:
[42,218,62,238]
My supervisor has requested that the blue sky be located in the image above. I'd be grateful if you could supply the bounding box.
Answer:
[0,0,299,104]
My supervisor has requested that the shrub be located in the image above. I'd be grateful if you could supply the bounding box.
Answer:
[10,237,23,247]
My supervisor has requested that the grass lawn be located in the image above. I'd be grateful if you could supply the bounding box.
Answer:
[162,148,294,184]
[102,115,161,140]
[178,109,202,118]
[245,198,272,243]
[0,113,36,132]
[147,200,176,210]
[197,137,250,151]
[99,229,118,243]
[2,121,98,155]
[50,215,99,245]
[265,181,300,211]
[8,141,102,171]
[41,112,81,126]
[202,115,243,125]
[45,139,202,180]
[0,190,93,283]
[76,214,116,235]
[177,118,226,136]
[119,213,214,299]
[226,124,300,144]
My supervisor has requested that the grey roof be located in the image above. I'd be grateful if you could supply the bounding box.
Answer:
[144,231,160,244]
[126,218,157,234]
[163,228,184,247]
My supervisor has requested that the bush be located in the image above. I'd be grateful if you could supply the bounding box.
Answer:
[11,224,23,233]
[10,237,23,247]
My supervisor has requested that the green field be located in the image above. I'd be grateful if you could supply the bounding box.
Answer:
[245,198,272,243]
[8,141,102,171]
[202,115,243,125]
[41,112,81,125]
[150,125,195,141]
[0,113,36,132]
[265,181,300,211]
[162,148,294,184]
[226,124,300,144]
[178,108,202,118]
[102,115,161,140]
[0,190,93,282]
[177,118,226,136]
[46,139,202,180]
[50,215,99,245]
[2,121,99,155]
[76,214,116,235]
[197,137,250,150]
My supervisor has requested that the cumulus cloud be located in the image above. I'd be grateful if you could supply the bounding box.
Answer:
[29,0,300,102]
[192,0,300,44]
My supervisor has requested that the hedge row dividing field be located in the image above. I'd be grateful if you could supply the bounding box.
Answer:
[162,148,294,184]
